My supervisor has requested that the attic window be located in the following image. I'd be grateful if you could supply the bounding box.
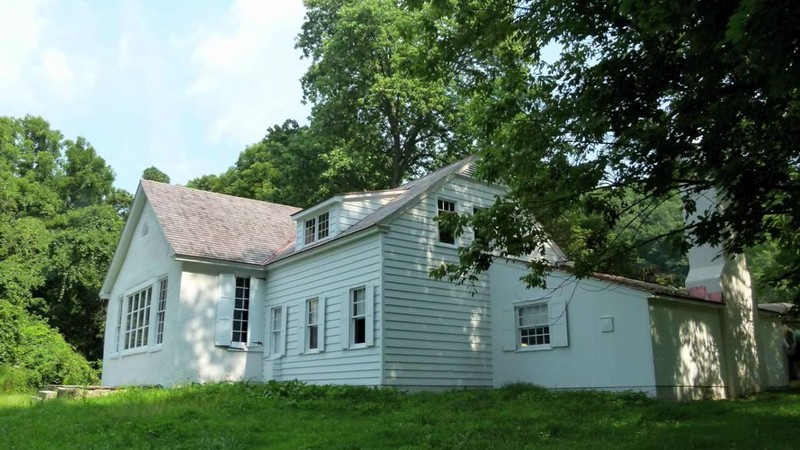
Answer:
[141,222,149,237]
[437,199,456,244]
[303,211,330,245]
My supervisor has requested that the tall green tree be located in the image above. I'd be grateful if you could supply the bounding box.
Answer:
[188,120,328,207]
[0,115,127,360]
[429,0,800,298]
[141,166,171,184]
[299,0,470,189]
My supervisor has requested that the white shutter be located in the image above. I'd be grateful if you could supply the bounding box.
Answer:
[279,306,287,356]
[215,274,235,347]
[249,278,264,347]
[549,297,569,348]
[318,296,326,352]
[501,308,517,351]
[341,292,350,349]
[297,300,307,354]
[365,285,375,347]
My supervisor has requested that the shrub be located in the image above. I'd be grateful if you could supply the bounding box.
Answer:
[0,302,98,390]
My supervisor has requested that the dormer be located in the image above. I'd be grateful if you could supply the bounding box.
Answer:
[292,189,406,251]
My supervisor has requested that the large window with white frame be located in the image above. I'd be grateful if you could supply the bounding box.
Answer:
[232,277,250,344]
[517,302,550,347]
[304,211,330,245]
[124,286,152,350]
[306,297,320,351]
[437,199,457,244]
[350,287,366,345]
[155,277,168,345]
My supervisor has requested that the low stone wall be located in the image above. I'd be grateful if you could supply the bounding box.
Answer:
[36,385,119,401]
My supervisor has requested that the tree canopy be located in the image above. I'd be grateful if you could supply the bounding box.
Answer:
[426,0,800,301]
[0,115,127,361]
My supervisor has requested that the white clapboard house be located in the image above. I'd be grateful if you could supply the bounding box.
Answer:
[100,158,788,400]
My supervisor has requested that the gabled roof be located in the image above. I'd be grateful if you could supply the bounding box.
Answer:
[266,156,480,264]
[140,180,300,265]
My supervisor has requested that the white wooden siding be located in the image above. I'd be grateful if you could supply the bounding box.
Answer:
[382,177,503,388]
[338,196,397,231]
[264,234,383,385]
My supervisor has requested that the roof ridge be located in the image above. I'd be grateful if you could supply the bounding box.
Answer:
[140,179,301,210]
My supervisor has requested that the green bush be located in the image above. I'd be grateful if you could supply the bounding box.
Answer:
[0,302,98,390]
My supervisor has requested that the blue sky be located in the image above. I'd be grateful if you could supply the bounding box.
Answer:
[0,0,310,194]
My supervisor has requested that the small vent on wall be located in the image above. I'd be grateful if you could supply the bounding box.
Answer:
[141,222,149,238]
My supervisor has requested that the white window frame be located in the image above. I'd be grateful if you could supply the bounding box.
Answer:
[303,211,331,245]
[155,277,168,345]
[501,297,569,352]
[113,296,123,355]
[232,276,251,344]
[117,276,171,356]
[123,285,153,352]
[436,198,457,245]
[516,301,551,349]
[268,306,286,357]
[306,297,320,351]
[341,286,374,349]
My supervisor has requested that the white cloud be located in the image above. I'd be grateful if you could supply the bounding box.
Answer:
[0,0,98,108]
[186,0,310,145]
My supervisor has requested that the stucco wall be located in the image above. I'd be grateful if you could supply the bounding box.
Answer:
[648,299,727,400]
[757,312,789,388]
[490,262,658,394]
[102,203,182,386]
[169,263,265,384]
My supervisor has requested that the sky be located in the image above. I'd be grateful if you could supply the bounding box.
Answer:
[0,0,311,194]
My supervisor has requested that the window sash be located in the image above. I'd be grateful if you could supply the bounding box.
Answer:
[351,287,366,345]
[517,303,550,347]
[124,287,152,350]
[317,212,329,240]
[155,278,168,344]
[270,307,282,355]
[307,298,319,350]
[304,218,316,244]
[437,199,456,244]
[232,277,250,343]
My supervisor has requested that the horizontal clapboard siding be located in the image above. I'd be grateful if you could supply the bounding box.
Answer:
[339,197,397,230]
[382,177,503,388]
[265,234,383,385]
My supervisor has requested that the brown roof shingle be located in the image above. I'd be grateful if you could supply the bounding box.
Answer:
[141,180,301,265]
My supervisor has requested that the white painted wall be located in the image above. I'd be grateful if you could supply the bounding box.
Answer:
[264,233,383,385]
[490,262,659,394]
[339,194,398,230]
[102,203,182,386]
[648,299,727,400]
[170,263,265,384]
[382,177,504,389]
[756,312,789,388]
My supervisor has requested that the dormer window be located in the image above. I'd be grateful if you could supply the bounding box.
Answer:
[304,211,330,245]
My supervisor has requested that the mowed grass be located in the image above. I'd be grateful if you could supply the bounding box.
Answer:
[1,382,799,450]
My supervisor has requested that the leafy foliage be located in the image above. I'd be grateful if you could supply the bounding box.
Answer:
[0,115,128,362]
[141,166,171,184]
[0,302,98,389]
[425,0,800,297]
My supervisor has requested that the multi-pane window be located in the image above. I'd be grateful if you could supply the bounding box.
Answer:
[351,287,366,345]
[304,217,317,244]
[270,307,283,355]
[317,212,329,240]
[306,298,319,351]
[473,207,488,244]
[114,297,123,353]
[155,278,168,345]
[304,211,331,245]
[437,199,456,244]
[517,303,550,347]
[232,277,250,343]
[124,287,152,350]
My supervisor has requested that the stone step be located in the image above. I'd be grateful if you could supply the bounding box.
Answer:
[37,390,58,400]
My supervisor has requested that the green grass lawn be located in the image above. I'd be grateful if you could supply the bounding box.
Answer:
[1,382,798,449]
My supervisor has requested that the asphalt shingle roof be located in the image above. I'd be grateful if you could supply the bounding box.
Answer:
[141,180,301,265]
